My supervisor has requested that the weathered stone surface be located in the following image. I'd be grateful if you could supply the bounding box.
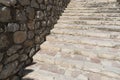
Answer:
[5,54,19,64]
[37,0,43,3]
[0,61,18,79]
[11,76,20,80]
[35,36,41,44]
[14,31,27,44]
[28,31,34,40]
[36,11,44,20]
[0,52,4,62]
[27,21,35,30]
[0,64,3,72]
[41,21,47,27]
[7,45,22,56]
[31,0,39,8]
[0,34,9,49]
[24,40,34,47]
[29,48,35,57]
[26,7,35,20]
[0,0,17,6]
[16,11,27,23]
[0,0,70,79]
[0,7,11,22]
[20,24,28,31]
[0,27,4,33]
[18,0,30,6]
[19,54,28,62]
[6,23,19,32]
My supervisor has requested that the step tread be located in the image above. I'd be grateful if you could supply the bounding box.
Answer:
[23,60,83,80]
[33,50,120,77]
[41,41,120,61]
[46,33,120,47]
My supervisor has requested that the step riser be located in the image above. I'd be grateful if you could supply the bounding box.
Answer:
[62,13,120,17]
[64,10,120,13]
[58,21,120,26]
[54,24,120,32]
[60,17,120,21]
[51,28,120,39]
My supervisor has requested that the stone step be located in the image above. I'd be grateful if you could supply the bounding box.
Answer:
[68,2,118,7]
[41,41,120,61]
[46,34,120,48]
[23,61,80,80]
[51,28,120,39]
[60,16,120,21]
[70,0,116,3]
[65,7,120,10]
[63,11,120,13]
[24,56,120,80]
[54,23,120,32]
[67,5,119,9]
[57,20,120,26]
[33,50,120,79]
[62,13,120,17]
[64,9,120,13]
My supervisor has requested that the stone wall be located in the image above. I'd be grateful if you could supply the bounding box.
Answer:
[0,0,70,80]
[117,0,120,3]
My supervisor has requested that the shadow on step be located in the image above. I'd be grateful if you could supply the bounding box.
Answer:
[23,78,34,80]
[22,62,37,80]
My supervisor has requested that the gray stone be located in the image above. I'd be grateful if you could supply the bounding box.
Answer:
[5,54,19,64]
[0,64,3,72]
[40,4,46,10]
[29,48,35,57]
[44,0,49,5]
[36,11,44,20]
[11,76,20,80]
[16,10,27,23]
[47,20,52,26]
[41,21,47,27]
[0,0,17,6]
[35,36,41,44]
[27,21,35,30]
[0,34,9,49]
[28,31,34,40]
[0,6,11,22]
[0,61,18,79]
[0,28,4,33]
[0,52,4,62]
[19,54,28,62]
[47,5,52,11]
[20,24,28,31]
[6,23,19,32]
[31,0,39,8]
[7,45,22,56]
[13,31,27,44]
[37,0,43,3]
[25,58,32,66]
[18,0,30,6]
[35,22,40,29]
[24,40,34,47]
[35,30,42,35]
[26,7,35,20]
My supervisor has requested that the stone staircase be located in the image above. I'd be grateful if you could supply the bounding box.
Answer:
[23,0,120,80]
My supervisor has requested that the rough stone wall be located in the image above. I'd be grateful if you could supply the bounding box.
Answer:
[117,0,120,3]
[0,0,70,80]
